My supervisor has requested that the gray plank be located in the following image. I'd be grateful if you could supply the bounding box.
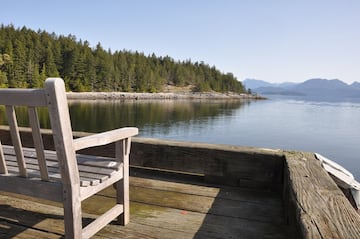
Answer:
[0,173,290,239]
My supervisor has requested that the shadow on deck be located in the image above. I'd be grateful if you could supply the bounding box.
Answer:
[0,167,291,238]
[2,129,359,238]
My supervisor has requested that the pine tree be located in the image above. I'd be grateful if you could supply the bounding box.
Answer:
[0,25,246,93]
[11,39,27,87]
[31,63,42,88]
[45,46,59,77]
[39,64,47,87]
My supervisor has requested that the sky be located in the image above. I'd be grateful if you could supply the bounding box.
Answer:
[2,0,360,84]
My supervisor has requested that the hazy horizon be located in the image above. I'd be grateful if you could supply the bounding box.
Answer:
[244,78,360,85]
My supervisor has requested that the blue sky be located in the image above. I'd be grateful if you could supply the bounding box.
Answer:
[2,0,360,84]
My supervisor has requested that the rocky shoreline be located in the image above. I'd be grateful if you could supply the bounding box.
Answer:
[66,91,265,100]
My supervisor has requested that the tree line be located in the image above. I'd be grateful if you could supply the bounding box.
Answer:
[0,25,245,93]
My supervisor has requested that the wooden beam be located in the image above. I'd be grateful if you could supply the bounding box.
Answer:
[283,151,360,238]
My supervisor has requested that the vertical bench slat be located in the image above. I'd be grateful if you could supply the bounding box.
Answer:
[5,105,27,177]
[116,138,131,225]
[28,107,49,181]
[0,141,8,174]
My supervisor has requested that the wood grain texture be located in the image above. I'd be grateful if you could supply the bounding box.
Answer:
[129,138,284,189]
[0,141,7,174]
[73,127,138,151]
[0,88,47,106]
[0,126,284,190]
[28,107,49,181]
[0,174,290,238]
[284,151,360,239]
[5,106,27,177]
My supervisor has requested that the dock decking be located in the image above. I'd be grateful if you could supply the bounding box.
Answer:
[0,170,290,238]
[1,127,360,238]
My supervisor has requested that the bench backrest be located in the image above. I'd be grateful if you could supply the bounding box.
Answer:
[0,78,79,185]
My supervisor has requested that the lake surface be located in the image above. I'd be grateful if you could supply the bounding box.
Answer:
[1,96,359,180]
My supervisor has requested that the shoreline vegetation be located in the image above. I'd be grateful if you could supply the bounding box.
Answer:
[1,25,247,95]
[66,91,265,100]
[66,83,265,100]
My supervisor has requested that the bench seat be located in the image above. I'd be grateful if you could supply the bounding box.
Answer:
[2,145,122,187]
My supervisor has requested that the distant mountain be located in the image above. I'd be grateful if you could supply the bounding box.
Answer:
[244,78,360,100]
[277,82,299,88]
[293,79,349,91]
[243,79,273,89]
[351,82,360,89]
[253,86,305,96]
[243,79,299,91]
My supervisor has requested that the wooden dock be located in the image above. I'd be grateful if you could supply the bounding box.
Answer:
[0,171,289,238]
[1,126,360,238]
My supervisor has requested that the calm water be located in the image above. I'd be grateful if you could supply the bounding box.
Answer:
[1,97,359,179]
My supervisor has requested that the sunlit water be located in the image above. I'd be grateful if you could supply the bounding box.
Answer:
[1,96,359,179]
[139,98,360,180]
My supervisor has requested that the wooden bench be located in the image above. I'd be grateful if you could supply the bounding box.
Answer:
[0,78,138,238]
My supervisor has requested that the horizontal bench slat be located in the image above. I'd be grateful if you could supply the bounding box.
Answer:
[4,146,122,170]
[1,146,121,187]
[5,163,100,187]
[4,156,114,186]
[4,153,118,179]
[5,165,62,182]
[0,89,48,106]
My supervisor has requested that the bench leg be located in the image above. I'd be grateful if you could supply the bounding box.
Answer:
[116,139,130,225]
[63,189,82,238]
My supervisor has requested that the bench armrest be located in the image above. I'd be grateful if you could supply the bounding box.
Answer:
[73,127,138,151]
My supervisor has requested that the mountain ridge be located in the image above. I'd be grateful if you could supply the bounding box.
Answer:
[243,78,360,100]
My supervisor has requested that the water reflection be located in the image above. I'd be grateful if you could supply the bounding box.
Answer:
[0,106,51,129]
[68,100,247,134]
[0,100,248,135]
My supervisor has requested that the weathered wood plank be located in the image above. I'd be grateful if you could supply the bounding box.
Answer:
[0,88,47,107]
[0,173,289,239]
[82,204,124,239]
[5,164,62,181]
[0,220,61,239]
[5,106,27,177]
[73,127,138,151]
[0,126,284,189]
[105,202,289,239]
[130,186,284,224]
[0,194,186,239]
[45,78,83,238]
[83,176,285,225]
[3,146,122,186]
[3,154,107,186]
[129,137,285,189]
[4,146,119,174]
[118,138,132,224]
[28,107,49,181]
[284,151,360,239]
[129,176,283,206]
[0,176,62,202]
[0,141,7,174]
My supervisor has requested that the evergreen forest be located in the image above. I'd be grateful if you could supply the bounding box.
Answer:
[0,25,245,93]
